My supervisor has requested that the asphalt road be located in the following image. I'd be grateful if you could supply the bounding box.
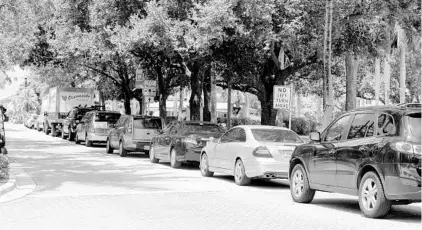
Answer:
[0,124,420,230]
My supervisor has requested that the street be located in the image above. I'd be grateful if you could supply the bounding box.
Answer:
[0,123,420,230]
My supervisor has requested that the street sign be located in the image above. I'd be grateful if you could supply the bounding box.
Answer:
[144,96,154,103]
[143,80,156,88]
[135,68,145,88]
[273,86,291,110]
[143,87,156,96]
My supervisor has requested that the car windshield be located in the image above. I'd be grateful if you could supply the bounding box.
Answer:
[185,124,222,133]
[251,129,303,143]
[406,113,421,142]
[133,118,162,129]
[95,113,121,123]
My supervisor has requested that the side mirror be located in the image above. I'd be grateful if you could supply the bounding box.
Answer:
[309,132,321,142]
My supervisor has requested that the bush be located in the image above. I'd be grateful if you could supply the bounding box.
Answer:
[0,154,9,183]
[282,117,320,136]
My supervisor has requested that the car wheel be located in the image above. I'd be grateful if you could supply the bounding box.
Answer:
[44,124,50,135]
[51,126,58,137]
[61,129,67,139]
[106,139,113,154]
[234,159,251,186]
[200,153,214,177]
[149,145,159,163]
[358,171,391,218]
[119,141,127,157]
[85,135,93,147]
[69,128,75,141]
[170,148,181,168]
[290,164,315,203]
[75,134,81,144]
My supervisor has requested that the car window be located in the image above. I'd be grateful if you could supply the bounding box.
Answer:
[116,117,126,127]
[251,129,303,143]
[324,115,351,142]
[377,113,396,136]
[163,123,174,133]
[406,113,421,142]
[133,118,162,129]
[220,129,236,143]
[95,113,121,123]
[184,123,223,133]
[169,123,179,135]
[235,128,247,142]
[347,113,375,139]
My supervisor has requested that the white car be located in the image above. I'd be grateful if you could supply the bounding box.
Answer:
[200,125,304,185]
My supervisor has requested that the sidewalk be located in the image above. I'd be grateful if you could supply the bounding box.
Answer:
[0,163,36,204]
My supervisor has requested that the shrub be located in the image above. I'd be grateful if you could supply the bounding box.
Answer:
[282,117,320,135]
[0,154,9,182]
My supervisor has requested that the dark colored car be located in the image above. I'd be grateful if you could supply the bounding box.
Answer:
[289,104,421,218]
[106,115,162,157]
[75,111,121,147]
[149,121,225,168]
[61,106,104,140]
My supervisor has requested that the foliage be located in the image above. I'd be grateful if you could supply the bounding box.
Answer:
[0,154,9,183]
[281,117,320,136]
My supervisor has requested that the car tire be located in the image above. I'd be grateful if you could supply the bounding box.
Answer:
[85,135,93,147]
[170,148,181,168]
[69,128,75,141]
[106,139,113,154]
[290,164,315,203]
[44,124,50,135]
[75,134,81,144]
[61,130,67,139]
[149,145,159,163]
[234,159,251,186]
[358,171,391,218]
[51,125,58,137]
[119,141,127,157]
[200,153,214,177]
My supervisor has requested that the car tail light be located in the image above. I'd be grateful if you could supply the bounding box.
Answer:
[252,146,273,158]
[392,141,421,155]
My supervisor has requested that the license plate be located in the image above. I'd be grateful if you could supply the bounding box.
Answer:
[144,145,150,150]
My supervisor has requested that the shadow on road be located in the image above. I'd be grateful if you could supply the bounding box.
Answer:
[212,175,290,190]
[310,198,421,223]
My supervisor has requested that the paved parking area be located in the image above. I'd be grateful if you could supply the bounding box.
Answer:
[0,124,420,230]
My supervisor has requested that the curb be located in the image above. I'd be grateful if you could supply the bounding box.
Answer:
[0,171,17,197]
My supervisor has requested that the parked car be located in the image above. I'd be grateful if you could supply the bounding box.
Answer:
[25,114,38,129]
[289,104,421,218]
[200,125,304,185]
[106,115,162,157]
[61,106,104,140]
[75,111,121,147]
[149,121,225,168]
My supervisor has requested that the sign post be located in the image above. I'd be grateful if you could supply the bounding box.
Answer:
[273,85,292,129]
[142,80,157,116]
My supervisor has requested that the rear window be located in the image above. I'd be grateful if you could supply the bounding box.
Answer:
[406,113,421,141]
[251,129,304,143]
[185,124,222,133]
[133,118,162,129]
[95,113,121,123]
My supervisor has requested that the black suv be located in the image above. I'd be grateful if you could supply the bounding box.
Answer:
[289,104,421,218]
[61,105,105,141]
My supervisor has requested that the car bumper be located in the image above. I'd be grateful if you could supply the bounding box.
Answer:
[177,148,202,163]
[88,133,108,142]
[384,176,421,201]
[133,141,151,152]
[243,158,289,179]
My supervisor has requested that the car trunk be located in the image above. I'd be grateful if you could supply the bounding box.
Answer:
[259,142,302,162]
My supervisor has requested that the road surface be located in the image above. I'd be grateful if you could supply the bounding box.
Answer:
[0,124,420,230]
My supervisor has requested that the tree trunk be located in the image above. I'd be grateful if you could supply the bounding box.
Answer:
[210,71,217,123]
[179,86,184,120]
[260,99,277,126]
[242,93,250,119]
[227,80,232,129]
[322,0,330,109]
[123,95,131,115]
[374,57,381,105]
[189,66,201,121]
[345,53,359,111]
[322,0,334,128]
[156,65,167,119]
[203,79,211,122]
[202,66,211,122]
[384,55,391,105]
[399,28,406,103]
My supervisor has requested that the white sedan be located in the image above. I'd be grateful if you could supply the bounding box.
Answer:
[200,125,305,185]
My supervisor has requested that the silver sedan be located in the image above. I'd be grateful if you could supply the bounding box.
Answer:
[200,125,304,185]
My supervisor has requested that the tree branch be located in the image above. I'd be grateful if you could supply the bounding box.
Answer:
[81,64,121,85]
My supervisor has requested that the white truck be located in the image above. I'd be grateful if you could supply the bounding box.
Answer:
[42,87,95,136]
